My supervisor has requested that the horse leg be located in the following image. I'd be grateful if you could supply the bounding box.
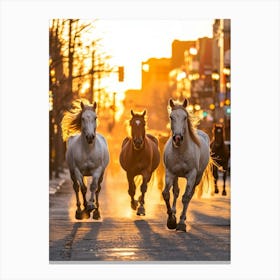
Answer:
[70,172,83,220]
[222,169,227,196]
[171,177,179,215]
[177,170,197,232]
[73,182,83,220]
[92,173,103,220]
[127,173,138,210]
[74,171,90,219]
[213,165,219,194]
[137,173,150,216]
[87,170,102,212]
[162,171,177,229]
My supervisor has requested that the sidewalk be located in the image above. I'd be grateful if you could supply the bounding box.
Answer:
[49,169,70,195]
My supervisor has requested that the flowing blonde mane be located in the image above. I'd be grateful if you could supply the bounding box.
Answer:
[61,99,92,142]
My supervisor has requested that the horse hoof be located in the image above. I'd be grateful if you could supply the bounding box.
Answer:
[86,204,96,212]
[176,223,186,232]
[75,210,83,220]
[137,205,145,216]
[214,188,219,194]
[131,200,138,210]
[92,209,101,220]
[81,209,90,219]
[167,214,177,229]
[222,190,227,196]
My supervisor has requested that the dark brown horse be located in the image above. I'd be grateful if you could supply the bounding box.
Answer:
[119,110,160,216]
[210,123,230,195]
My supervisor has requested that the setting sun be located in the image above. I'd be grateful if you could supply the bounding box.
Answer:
[97,19,214,90]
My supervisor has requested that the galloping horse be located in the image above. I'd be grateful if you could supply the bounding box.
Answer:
[61,100,109,220]
[162,99,214,232]
[210,123,229,195]
[119,110,160,216]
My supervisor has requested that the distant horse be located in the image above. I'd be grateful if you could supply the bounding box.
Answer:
[162,99,214,232]
[61,100,109,220]
[210,123,229,196]
[119,110,160,216]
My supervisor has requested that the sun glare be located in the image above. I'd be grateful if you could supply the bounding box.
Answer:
[96,19,213,90]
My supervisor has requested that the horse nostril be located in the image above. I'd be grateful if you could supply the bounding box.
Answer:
[173,134,183,143]
[133,138,142,147]
[86,134,95,143]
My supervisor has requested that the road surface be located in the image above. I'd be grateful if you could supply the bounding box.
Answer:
[49,162,230,262]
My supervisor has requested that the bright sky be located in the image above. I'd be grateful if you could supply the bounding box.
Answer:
[97,19,214,90]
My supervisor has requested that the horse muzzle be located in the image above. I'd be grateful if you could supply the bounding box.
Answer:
[133,138,143,150]
[172,134,183,148]
[86,134,95,144]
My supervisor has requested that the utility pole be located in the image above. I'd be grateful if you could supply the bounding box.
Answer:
[219,19,225,102]
[68,19,73,95]
[89,49,95,103]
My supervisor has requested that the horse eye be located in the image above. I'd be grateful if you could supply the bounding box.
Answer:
[184,116,187,120]
[170,116,173,120]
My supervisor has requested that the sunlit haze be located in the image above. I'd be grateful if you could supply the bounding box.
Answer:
[97,19,214,90]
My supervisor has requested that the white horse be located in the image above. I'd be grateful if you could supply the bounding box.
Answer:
[162,98,213,232]
[61,100,109,220]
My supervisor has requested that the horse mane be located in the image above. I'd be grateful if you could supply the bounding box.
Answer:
[61,99,91,142]
[169,103,201,147]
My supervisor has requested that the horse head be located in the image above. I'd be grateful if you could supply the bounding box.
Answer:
[130,110,146,150]
[169,98,189,148]
[81,101,97,144]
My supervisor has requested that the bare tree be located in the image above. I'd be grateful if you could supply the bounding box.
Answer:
[49,19,112,179]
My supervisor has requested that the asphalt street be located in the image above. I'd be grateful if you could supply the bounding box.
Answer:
[49,166,230,262]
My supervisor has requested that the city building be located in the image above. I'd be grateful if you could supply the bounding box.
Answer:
[141,58,172,132]
[171,39,196,69]
[212,19,231,140]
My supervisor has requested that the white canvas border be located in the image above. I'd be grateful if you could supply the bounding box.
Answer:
[0,0,279,279]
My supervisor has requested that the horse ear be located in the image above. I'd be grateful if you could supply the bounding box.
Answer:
[81,101,85,110]
[93,102,97,111]
[183,98,189,108]
[131,110,135,117]
[169,99,175,109]
[142,110,146,117]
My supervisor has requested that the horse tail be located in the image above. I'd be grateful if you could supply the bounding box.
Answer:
[195,156,217,198]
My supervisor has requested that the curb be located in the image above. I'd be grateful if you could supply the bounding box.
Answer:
[49,178,65,195]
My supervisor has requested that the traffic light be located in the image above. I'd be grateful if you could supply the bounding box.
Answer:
[118,66,124,82]
[226,107,231,115]
[202,111,208,118]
